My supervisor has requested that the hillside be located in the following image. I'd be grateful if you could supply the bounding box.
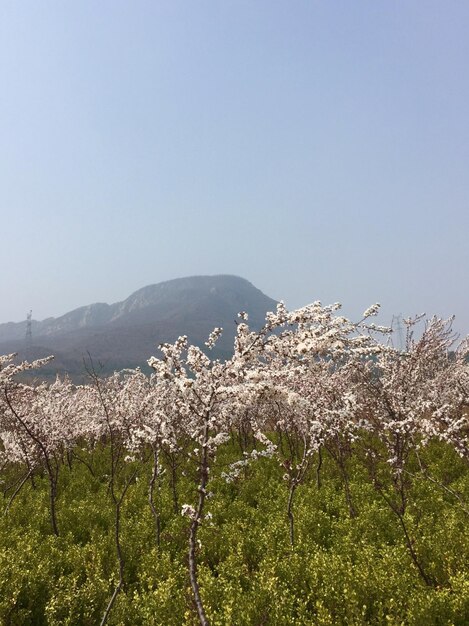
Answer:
[0,275,277,380]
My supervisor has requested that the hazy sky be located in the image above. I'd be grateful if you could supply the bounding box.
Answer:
[1,1,468,335]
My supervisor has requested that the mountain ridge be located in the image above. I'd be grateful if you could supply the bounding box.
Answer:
[0,275,278,380]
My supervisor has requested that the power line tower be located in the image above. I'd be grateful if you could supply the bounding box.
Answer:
[391,314,405,351]
[25,310,33,347]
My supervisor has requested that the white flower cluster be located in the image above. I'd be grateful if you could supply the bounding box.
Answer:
[0,302,467,515]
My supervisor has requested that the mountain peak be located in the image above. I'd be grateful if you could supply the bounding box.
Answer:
[0,275,278,379]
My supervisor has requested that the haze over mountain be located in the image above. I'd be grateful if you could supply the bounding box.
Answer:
[0,275,277,380]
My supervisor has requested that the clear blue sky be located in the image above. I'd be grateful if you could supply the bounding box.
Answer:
[1,1,468,335]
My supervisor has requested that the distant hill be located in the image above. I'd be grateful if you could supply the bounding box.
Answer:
[0,275,278,381]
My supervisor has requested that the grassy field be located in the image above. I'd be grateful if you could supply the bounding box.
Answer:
[0,438,468,625]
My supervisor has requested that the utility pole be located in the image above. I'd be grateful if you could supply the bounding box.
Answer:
[25,310,33,347]
[391,314,405,351]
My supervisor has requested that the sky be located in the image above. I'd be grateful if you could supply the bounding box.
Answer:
[0,1,468,336]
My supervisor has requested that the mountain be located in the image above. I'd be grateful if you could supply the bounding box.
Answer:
[0,275,278,381]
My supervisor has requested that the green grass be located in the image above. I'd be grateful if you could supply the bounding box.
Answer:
[0,440,468,625]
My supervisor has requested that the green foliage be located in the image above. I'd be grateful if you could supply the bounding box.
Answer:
[0,440,468,625]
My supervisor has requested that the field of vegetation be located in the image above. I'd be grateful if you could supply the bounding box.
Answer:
[0,302,468,625]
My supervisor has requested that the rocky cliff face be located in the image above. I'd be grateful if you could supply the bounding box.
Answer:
[0,275,278,380]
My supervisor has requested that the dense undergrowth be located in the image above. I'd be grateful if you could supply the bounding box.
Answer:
[1,439,468,626]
